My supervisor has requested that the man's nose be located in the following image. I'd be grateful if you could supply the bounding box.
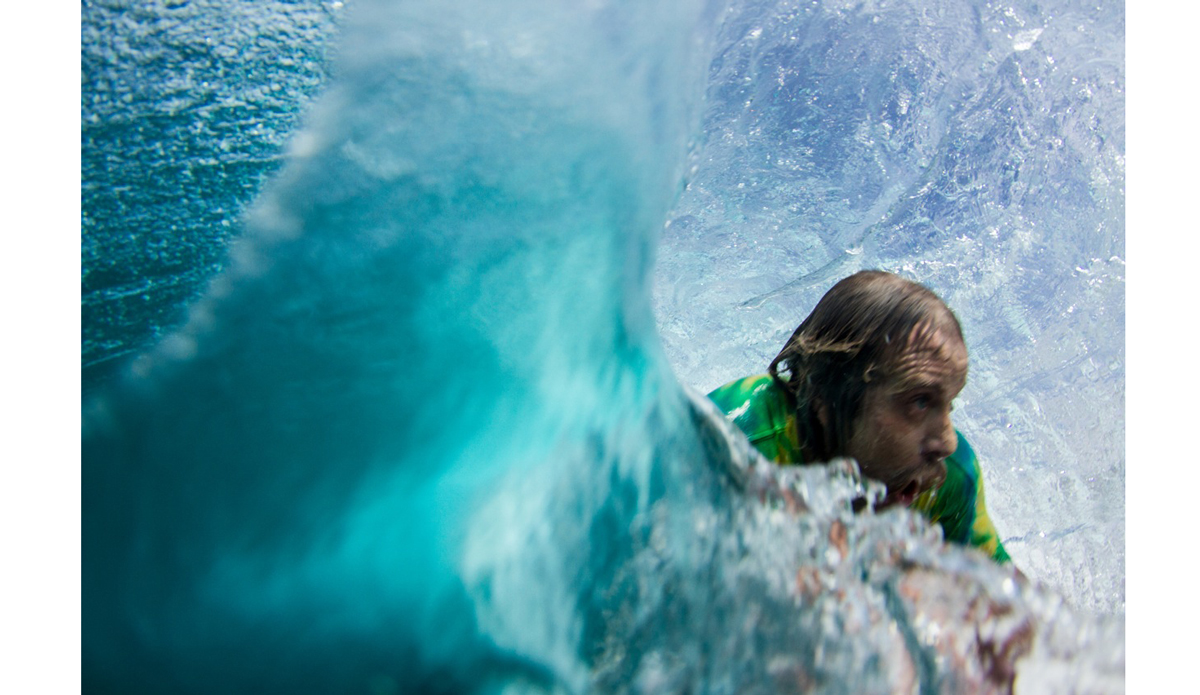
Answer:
[924,411,958,460]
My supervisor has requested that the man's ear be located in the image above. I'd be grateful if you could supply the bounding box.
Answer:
[814,398,830,430]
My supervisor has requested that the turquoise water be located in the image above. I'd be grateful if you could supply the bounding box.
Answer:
[82,0,1124,692]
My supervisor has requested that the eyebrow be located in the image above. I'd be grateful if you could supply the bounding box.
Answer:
[883,358,967,392]
[885,376,945,395]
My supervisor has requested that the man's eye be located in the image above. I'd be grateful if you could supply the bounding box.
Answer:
[912,395,932,410]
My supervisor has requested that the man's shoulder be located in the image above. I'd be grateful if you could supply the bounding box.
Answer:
[946,430,982,482]
[706,374,793,445]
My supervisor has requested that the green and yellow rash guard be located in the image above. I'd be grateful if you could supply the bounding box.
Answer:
[707,374,1011,564]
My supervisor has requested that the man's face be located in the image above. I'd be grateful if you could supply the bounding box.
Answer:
[845,329,968,510]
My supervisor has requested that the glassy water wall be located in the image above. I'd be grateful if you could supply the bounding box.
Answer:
[82,0,1124,692]
[653,0,1124,617]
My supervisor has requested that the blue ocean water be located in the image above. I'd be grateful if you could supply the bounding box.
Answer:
[82,0,1124,692]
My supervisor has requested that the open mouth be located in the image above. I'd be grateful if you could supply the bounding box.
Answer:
[888,479,921,508]
[855,479,921,514]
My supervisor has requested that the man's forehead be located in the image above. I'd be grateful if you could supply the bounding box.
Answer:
[884,330,968,391]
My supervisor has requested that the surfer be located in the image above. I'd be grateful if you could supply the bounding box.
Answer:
[708,270,1012,563]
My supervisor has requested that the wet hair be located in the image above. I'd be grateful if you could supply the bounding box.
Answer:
[768,270,964,462]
